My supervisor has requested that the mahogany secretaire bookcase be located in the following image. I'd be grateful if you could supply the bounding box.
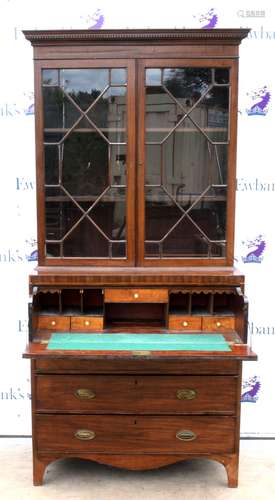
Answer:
[23,29,257,487]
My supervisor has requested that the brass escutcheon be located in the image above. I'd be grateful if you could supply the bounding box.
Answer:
[74,388,96,400]
[176,388,197,400]
[176,429,196,441]
[75,429,96,440]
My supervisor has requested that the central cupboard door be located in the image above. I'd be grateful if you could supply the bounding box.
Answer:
[39,59,135,266]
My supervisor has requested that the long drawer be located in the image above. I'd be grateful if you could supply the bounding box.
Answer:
[35,375,237,414]
[104,288,168,303]
[36,414,235,454]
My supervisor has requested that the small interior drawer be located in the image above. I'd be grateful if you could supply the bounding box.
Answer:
[71,316,104,332]
[36,315,70,331]
[168,316,202,331]
[104,288,168,303]
[202,316,235,332]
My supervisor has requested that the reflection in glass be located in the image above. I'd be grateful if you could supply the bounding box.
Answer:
[91,187,126,242]
[60,69,109,110]
[111,68,127,85]
[42,69,59,86]
[45,186,82,241]
[62,132,109,205]
[45,145,59,184]
[88,86,127,143]
[43,67,128,259]
[144,66,229,259]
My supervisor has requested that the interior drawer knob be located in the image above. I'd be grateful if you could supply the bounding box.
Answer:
[176,388,197,400]
[182,321,188,327]
[51,320,56,326]
[176,430,196,441]
[75,429,96,441]
[134,293,139,299]
[216,321,222,327]
[74,388,96,400]
[84,320,90,326]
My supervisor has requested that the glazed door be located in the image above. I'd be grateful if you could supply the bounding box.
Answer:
[138,59,238,266]
[37,60,135,266]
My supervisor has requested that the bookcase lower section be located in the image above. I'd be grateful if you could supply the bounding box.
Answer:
[30,359,242,488]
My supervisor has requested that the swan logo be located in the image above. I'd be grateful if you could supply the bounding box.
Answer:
[241,235,266,264]
[246,86,271,116]
[81,9,105,29]
[194,8,218,29]
[241,376,261,403]
[25,238,38,262]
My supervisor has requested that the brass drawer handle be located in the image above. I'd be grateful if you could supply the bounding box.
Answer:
[176,430,196,441]
[176,389,197,400]
[134,293,139,299]
[74,388,96,400]
[216,321,222,328]
[182,321,188,327]
[84,320,90,326]
[75,429,96,441]
[51,320,56,326]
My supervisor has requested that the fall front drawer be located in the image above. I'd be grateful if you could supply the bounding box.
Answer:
[104,288,168,303]
[36,415,235,453]
[35,375,237,414]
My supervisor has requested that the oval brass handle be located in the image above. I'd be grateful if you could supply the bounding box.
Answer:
[51,320,56,326]
[176,430,196,441]
[216,321,222,328]
[182,321,188,327]
[75,429,96,441]
[176,389,197,400]
[74,388,96,400]
[84,320,90,326]
[134,293,139,299]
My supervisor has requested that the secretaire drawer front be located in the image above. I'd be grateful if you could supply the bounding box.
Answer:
[70,316,104,331]
[36,316,70,331]
[104,288,168,303]
[35,375,237,414]
[202,316,235,332]
[168,316,202,331]
[36,415,235,453]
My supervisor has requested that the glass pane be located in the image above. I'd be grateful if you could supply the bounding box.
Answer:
[188,186,227,241]
[63,218,109,257]
[162,124,224,200]
[145,187,182,242]
[146,69,161,86]
[162,217,209,257]
[215,68,229,84]
[111,242,126,258]
[45,145,59,184]
[146,86,180,143]
[88,87,127,143]
[60,69,109,111]
[62,131,109,206]
[46,243,60,257]
[145,144,161,185]
[42,69,59,86]
[91,187,126,243]
[110,144,127,185]
[144,66,229,260]
[189,87,229,143]
[163,68,212,102]
[111,69,127,85]
[43,87,81,130]
[45,186,82,241]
